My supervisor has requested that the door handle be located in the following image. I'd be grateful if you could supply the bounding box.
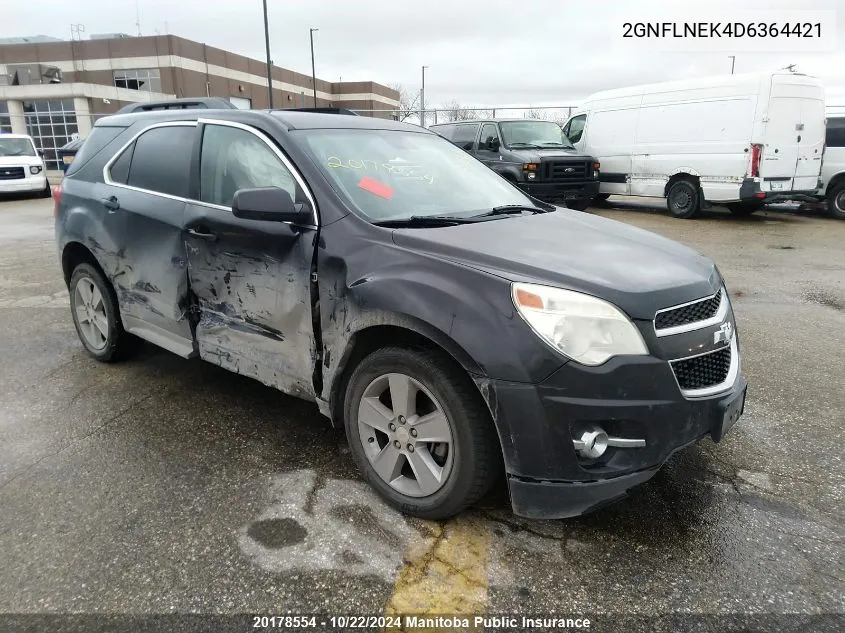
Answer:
[186,228,218,242]
[101,196,120,212]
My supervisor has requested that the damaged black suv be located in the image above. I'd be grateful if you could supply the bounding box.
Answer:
[55,107,746,520]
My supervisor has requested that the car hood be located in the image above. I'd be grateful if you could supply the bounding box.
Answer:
[0,155,42,167]
[391,210,719,320]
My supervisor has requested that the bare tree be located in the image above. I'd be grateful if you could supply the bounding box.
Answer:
[439,99,482,122]
[524,107,547,120]
[388,83,420,122]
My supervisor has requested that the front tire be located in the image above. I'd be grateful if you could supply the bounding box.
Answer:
[69,263,138,362]
[827,182,845,220]
[343,347,501,520]
[565,199,590,211]
[666,179,701,218]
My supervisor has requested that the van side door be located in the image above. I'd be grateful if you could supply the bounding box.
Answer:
[183,119,318,399]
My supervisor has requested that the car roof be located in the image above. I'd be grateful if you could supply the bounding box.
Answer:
[94,108,430,134]
[431,119,558,126]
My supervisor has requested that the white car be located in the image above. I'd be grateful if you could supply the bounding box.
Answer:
[817,116,845,219]
[0,134,50,197]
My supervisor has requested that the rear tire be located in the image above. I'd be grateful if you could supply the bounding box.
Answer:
[343,347,501,520]
[827,182,845,220]
[666,179,701,219]
[69,263,140,362]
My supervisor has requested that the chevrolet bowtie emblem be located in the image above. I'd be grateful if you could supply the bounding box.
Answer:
[714,321,733,345]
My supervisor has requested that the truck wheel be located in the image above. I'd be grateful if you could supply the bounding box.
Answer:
[827,183,845,220]
[565,199,590,211]
[343,347,501,520]
[596,193,611,202]
[69,263,139,362]
[666,179,701,219]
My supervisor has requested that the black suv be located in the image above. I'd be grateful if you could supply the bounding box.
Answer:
[55,108,746,520]
[430,119,600,210]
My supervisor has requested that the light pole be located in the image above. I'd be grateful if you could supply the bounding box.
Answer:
[262,0,273,108]
[310,28,319,108]
[728,55,736,75]
[420,65,429,127]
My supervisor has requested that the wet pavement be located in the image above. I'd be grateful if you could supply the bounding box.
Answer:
[0,196,843,629]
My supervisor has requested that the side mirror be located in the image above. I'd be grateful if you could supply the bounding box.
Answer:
[232,187,313,225]
[486,137,500,151]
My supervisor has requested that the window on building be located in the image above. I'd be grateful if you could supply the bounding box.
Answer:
[114,69,162,94]
[23,99,78,170]
[200,124,298,207]
[125,125,195,197]
[0,102,12,134]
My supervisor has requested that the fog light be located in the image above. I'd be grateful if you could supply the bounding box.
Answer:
[572,425,646,459]
[30,165,42,175]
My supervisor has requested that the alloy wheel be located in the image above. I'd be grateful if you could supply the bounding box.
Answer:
[74,276,109,350]
[357,372,455,498]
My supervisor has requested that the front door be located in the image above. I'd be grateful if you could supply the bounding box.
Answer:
[183,119,318,399]
[475,123,503,173]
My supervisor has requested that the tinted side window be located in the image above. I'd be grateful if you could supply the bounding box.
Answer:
[431,125,454,141]
[200,124,299,207]
[826,118,845,148]
[109,143,134,184]
[126,125,195,197]
[452,124,480,151]
[567,114,586,143]
[478,123,500,148]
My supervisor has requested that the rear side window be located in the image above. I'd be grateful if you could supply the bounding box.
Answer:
[452,124,480,151]
[826,117,845,148]
[124,125,195,197]
[109,144,134,184]
[65,126,125,176]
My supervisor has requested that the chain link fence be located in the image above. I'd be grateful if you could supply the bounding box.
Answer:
[352,105,578,127]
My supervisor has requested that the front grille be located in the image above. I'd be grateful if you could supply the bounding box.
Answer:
[0,167,25,180]
[655,292,722,330]
[544,161,589,182]
[671,345,731,390]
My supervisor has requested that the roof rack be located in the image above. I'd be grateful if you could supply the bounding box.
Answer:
[282,107,359,116]
[116,98,237,113]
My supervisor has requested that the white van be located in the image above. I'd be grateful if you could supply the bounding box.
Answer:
[562,71,825,218]
[816,115,845,219]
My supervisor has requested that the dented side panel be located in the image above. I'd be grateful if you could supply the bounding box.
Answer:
[184,202,317,400]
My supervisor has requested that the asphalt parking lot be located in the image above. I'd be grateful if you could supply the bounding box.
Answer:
[0,195,843,629]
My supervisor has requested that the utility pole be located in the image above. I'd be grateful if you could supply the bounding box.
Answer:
[728,55,736,74]
[420,65,429,128]
[310,28,319,108]
[262,0,274,108]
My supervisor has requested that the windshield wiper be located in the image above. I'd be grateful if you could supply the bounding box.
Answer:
[471,205,546,218]
[538,142,572,148]
[373,215,489,228]
[507,142,541,148]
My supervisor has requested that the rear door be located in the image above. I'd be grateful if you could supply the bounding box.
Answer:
[98,121,196,357]
[183,119,318,399]
[761,75,825,192]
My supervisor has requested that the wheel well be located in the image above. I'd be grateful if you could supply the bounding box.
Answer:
[329,325,484,427]
[501,171,518,183]
[664,173,699,198]
[61,242,104,287]
[826,173,845,196]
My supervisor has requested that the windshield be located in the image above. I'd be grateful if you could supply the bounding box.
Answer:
[297,129,535,222]
[499,121,574,149]
[0,138,36,157]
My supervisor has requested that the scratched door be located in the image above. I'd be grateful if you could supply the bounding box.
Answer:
[183,120,317,400]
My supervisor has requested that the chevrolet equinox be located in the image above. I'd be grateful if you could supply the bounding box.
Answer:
[55,108,747,519]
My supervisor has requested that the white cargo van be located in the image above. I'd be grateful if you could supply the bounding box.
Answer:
[816,115,845,219]
[562,71,825,218]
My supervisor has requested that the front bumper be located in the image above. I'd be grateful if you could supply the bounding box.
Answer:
[0,174,47,193]
[491,355,747,519]
[518,179,600,202]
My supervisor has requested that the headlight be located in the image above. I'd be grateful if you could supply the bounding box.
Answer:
[30,165,42,175]
[512,282,648,365]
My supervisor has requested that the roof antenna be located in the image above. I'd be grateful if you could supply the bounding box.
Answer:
[783,64,797,72]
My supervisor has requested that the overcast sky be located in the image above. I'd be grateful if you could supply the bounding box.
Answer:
[8,0,845,107]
